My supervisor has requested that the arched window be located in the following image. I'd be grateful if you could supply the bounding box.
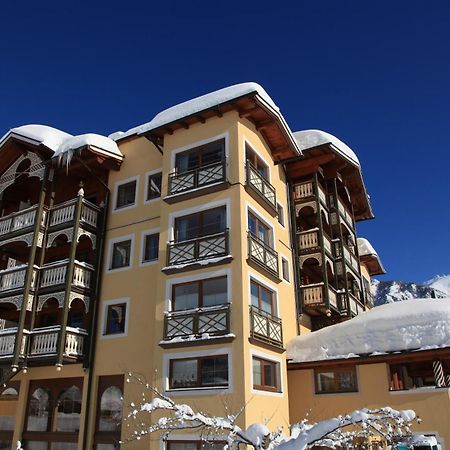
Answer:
[99,386,123,432]
[55,385,82,432]
[27,387,51,432]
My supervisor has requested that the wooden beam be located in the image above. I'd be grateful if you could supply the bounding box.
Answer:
[239,106,259,118]
[214,108,223,118]
[196,115,206,124]
[180,121,189,130]
[255,118,275,130]
[165,127,174,135]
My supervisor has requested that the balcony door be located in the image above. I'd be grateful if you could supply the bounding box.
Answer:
[175,139,225,174]
[246,145,269,180]
[175,207,226,242]
[248,212,272,246]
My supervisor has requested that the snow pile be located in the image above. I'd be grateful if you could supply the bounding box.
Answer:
[0,124,123,162]
[0,125,72,152]
[426,274,450,295]
[287,298,450,362]
[357,237,378,256]
[112,82,280,140]
[293,129,360,166]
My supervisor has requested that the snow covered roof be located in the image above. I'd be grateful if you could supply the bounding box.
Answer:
[357,237,377,256]
[357,237,385,275]
[287,298,450,363]
[293,129,360,166]
[0,124,123,162]
[111,82,291,142]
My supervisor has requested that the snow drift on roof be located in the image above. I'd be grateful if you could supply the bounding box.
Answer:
[287,298,450,363]
[54,133,122,159]
[293,129,360,166]
[112,82,280,140]
[1,124,73,152]
[357,237,378,256]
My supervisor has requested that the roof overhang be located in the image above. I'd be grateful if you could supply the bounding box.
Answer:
[360,253,386,276]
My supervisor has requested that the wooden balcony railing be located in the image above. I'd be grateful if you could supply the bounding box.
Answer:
[168,160,227,196]
[246,162,277,210]
[298,230,332,254]
[0,328,28,357]
[0,265,38,294]
[40,260,93,290]
[248,233,279,277]
[249,305,283,348]
[29,326,86,357]
[301,283,338,309]
[0,205,47,238]
[293,182,327,205]
[167,230,229,266]
[163,304,230,340]
[49,198,99,228]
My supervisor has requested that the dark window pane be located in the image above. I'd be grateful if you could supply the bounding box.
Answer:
[173,283,199,310]
[202,141,224,166]
[147,173,162,200]
[171,359,198,388]
[99,386,123,432]
[176,152,199,173]
[202,277,227,307]
[201,357,228,386]
[106,304,126,335]
[202,207,226,236]
[263,363,276,388]
[55,385,82,432]
[175,215,200,241]
[111,240,131,269]
[116,181,136,209]
[144,234,159,262]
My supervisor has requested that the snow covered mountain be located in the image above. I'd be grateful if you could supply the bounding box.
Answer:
[372,274,449,306]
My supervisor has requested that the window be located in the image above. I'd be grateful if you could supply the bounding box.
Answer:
[175,206,226,242]
[248,212,272,246]
[276,203,285,226]
[172,277,227,311]
[167,441,226,450]
[27,388,51,431]
[169,355,228,389]
[175,139,225,174]
[250,280,275,315]
[115,179,137,210]
[146,171,162,201]
[143,233,159,263]
[105,303,127,335]
[281,258,290,282]
[252,357,280,392]
[246,145,268,180]
[55,386,82,432]
[315,368,358,394]
[389,360,449,391]
[111,239,132,270]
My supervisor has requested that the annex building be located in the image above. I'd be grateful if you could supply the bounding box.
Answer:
[0,83,448,450]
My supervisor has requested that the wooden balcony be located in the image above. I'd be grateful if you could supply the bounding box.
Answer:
[248,233,279,278]
[166,230,230,268]
[298,229,332,255]
[166,160,227,201]
[293,181,327,206]
[301,283,338,310]
[162,304,231,344]
[28,326,86,358]
[246,162,277,213]
[249,305,283,348]
[0,205,47,243]
[0,328,28,359]
[49,198,99,229]
[0,265,38,297]
[40,260,93,291]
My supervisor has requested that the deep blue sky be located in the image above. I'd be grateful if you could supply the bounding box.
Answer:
[1,1,448,283]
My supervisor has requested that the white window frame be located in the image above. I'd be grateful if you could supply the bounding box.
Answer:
[280,255,291,284]
[164,268,232,311]
[140,228,160,267]
[144,168,163,204]
[167,198,231,242]
[100,297,130,339]
[248,270,280,317]
[242,137,272,182]
[163,348,233,396]
[246,202,276,248]
[250,349,284,397]
[106,233,135,273]
[112,175,139,212]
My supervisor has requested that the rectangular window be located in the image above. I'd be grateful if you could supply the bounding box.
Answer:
[146,172,162,201]
[250,280,275,315]
[105,303,127,335]
[389,361,448,391]
[246,145,268,180]
[111,240,132,269]
[115,180,137,209]
[281,258,290,282]
[175,206,226,242]
[172,277,227,311]
[252,357,280,392]
[169,355,228,389]
[277,203,285,226]
[248,212,272,246]
[143,233,159,262]
[175,139,225,174]
[315,368,358,394]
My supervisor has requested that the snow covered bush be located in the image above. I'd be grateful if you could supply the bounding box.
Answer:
[121,372,418,450]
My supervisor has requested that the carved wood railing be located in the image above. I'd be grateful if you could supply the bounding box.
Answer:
[246,162,276,209]
[249,305,283,348]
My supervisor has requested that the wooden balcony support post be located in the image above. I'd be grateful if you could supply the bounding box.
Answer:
[55,185,85,368]
[11,167,50,370]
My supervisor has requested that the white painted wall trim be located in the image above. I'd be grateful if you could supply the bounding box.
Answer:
[99,297,130,339]
[143,168,163,205]
[139,227,161,267]
[112,175,140,212]
[105,233,135,273]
